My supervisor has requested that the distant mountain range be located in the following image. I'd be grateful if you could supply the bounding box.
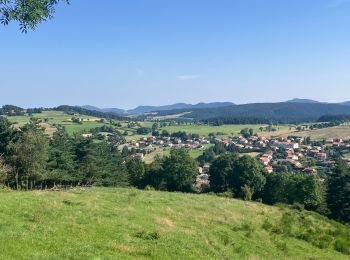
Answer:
[81,105,126,114]
[286,98,350,106]
[286,98,324,104]
[81,102,235,115]
[79,99,350,123]
[176,102,350,123]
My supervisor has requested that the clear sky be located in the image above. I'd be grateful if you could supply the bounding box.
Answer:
[1,0,350,109]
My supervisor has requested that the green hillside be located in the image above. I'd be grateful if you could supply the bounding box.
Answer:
[0,188,348,259]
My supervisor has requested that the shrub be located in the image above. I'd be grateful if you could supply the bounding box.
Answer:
[135,231,160,240]
[262,219,273,231]
[216,191,234,198]
[291,202,304,211]
[334,239,350,255]
[144,185,155,191]
[241,185,252,201]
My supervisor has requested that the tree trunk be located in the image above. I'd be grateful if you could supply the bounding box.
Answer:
[15,171,19,190]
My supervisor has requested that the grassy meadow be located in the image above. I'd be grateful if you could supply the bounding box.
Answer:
[0,188,348,259]
[162,124,267,136]
[280,125,350,141]
[6,111,111,135]
[5,111,350,143]
[143,144,215,164]
[4,111,294,139]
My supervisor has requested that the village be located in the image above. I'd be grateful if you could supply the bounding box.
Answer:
[120,129,350,189]
[121,134,211,160]
[217,134,350,174]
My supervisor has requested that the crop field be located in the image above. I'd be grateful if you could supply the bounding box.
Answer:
[0,188,348,259]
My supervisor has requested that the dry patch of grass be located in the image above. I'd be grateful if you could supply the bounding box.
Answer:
[155,216,175,228]
[281,125,350,140]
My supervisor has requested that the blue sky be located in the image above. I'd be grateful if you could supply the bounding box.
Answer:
[1,0,350,108]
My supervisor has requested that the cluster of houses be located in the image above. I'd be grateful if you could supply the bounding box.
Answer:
[126,135,211,159]
[215,135,350,174]
[116,131,350,188]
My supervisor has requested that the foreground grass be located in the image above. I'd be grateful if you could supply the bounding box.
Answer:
[0,188,349,259]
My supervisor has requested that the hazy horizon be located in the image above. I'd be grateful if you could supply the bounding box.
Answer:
[1,97,350,110]
[1,0,350,108]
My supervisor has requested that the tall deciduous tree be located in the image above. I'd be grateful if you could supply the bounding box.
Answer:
[229,155,266,199]
[209,153,238,193]
[263,172,324,210]
[162,149,198,192]
[125,157,145,188]
[9,122,49,189]
[209,154,266,199]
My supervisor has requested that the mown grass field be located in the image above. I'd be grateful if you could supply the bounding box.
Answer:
[143,144,214,164]
[0,188,349,259]
[5,111,350,142]
[6,111,111,135]
[281,125,350,141]
[162,124,294,138]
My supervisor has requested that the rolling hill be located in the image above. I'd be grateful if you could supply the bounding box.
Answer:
[81,102,235,115]
[0,188,348,259]
[153,102,350,123]
[81,105,126,114]
[286,98,323,104]
[128,102,235,114]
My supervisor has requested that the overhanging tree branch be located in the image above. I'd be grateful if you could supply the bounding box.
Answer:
[0,0,69,33]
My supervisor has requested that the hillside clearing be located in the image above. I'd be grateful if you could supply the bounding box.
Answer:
[280,125,350,140]
[162,124,294,137]
[0,188,348,259]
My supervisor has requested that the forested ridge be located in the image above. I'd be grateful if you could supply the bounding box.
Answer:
[152,102,350,124]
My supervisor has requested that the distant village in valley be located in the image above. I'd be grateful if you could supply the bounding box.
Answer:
[118,126,350,188]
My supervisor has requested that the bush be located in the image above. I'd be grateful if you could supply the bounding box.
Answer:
[291,202,304,211]
[135,231,160,240]
[334,239,350,255]
[0,184,11,192]
[241,185,252,201]
[144,185,155,191]
[262,219,273,231]
[216,191,234,198]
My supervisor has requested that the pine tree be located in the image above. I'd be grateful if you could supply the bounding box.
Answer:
[327,161,350,223]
